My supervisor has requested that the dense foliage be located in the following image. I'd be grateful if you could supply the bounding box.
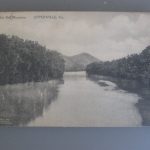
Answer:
[86,46,150,81]
[0,34,65,85]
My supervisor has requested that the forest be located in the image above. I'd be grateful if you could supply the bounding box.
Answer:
[0,34,65,85]
[86,46,150,82]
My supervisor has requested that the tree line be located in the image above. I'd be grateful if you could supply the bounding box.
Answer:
[0,34,65,85]
[86,46,150,81]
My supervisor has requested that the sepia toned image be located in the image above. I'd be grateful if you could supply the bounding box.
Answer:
[0,11,150,127]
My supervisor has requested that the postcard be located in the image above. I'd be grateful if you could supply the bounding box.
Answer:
[0,11,150,127]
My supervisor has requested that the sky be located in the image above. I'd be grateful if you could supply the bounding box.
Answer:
[0,11,150,61]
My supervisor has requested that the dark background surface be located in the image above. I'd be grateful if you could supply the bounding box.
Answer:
[0,0,150,11]
[0,0,150,149]
[0,127,150,150]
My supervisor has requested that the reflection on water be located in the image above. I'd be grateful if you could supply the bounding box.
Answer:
[110,79,150,126]
[89,75,150,126]
[0,71,149,126]
[28,72,142,127]
[0,80,60,126]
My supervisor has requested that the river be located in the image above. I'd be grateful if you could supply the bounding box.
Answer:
[0,71,145,127]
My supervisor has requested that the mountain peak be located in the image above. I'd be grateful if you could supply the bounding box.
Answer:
[73,52,95,57]
[72,52,99,62]
[63,52,100,71]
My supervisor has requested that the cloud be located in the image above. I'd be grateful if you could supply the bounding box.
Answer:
[0,12,150,60]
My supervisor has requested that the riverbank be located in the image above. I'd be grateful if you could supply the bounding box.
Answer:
[88,74,150,126]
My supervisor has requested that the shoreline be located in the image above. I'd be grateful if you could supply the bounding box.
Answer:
[88,74,150,126]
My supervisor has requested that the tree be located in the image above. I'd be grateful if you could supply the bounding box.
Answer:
[0,34,65,85]
[86,46,150,81]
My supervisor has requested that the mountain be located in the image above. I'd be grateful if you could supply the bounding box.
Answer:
[63,53,100,71]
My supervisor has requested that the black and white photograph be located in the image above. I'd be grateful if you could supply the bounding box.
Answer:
[0,11,150,127]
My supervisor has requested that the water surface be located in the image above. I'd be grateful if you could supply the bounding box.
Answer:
[0,71,143,127]
[28,72,142,127]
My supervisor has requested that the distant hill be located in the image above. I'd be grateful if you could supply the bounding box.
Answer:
[63,53,100,71]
